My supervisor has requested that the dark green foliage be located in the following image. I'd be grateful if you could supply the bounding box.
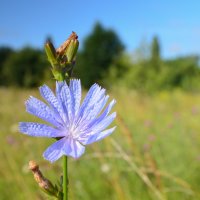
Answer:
[0,47,14,84]
[2,47,50,87]
[74,23,124,87]
[163,56,200,90]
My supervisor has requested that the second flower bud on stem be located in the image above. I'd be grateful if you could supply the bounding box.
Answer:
[45,32,79,81]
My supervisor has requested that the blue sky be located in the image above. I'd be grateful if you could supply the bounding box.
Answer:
[0,0,200,58]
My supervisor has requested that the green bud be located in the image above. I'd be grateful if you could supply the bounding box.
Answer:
[44,42,58,67]
[65,39,79,63]
[44,32,79,81]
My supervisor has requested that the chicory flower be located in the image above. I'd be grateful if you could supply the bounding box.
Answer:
[19,79,116,162]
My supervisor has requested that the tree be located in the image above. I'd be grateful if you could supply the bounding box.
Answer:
[150,36,161,71]
[132,38,150,63]
[163,55,200,90]
[0,47,14,84]
[2,47,49,87]
[75,23,124,87]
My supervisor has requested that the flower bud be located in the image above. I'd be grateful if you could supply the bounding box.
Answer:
[29,160,62,198]
[44,32,79,81]
[56,31,79,67]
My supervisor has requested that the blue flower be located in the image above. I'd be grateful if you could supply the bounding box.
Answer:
[19,79,116,162]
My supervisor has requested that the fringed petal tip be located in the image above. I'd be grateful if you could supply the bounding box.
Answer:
[19,122,63,138]
[19,122,26,134]
[82,126,116,145]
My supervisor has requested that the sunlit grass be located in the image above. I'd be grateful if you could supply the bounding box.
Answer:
[0,87,200,199]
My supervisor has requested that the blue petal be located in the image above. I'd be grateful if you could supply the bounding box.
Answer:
[43,137,85,162]
[56,82,71,124]
[78,84,100,117]
[69,79,81,117]
[85,99,116,130]
[94,95,109,117]
[19,122,64,137]
[80,90,107,122]
[43,138,66,162]
[39,84,65,124]
[80,95,109,128]
[26,96,61,127]
[76,83,104,125]
[60,82,73,122]
[62,138,85,158]
[79,112,116,140]
[81,127,116,145]
[92,112,116,132]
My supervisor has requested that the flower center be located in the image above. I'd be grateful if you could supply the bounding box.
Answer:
[69,125,79,139]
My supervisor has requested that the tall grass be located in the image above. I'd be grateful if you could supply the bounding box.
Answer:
[0,87,200,199]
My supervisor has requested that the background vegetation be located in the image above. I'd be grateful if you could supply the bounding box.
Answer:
[1,23,200,199]
[1,23,200,92]
[1,88,200,200]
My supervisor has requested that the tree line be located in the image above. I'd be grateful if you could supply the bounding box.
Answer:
[0,22,200,92]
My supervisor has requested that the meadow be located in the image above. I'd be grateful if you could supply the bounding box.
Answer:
[0,87,200,200]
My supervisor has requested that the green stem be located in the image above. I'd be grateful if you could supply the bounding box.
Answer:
[61,67,73,200]
[63,156,68,200]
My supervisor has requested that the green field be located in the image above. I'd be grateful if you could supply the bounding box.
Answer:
[0,87,200,200]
